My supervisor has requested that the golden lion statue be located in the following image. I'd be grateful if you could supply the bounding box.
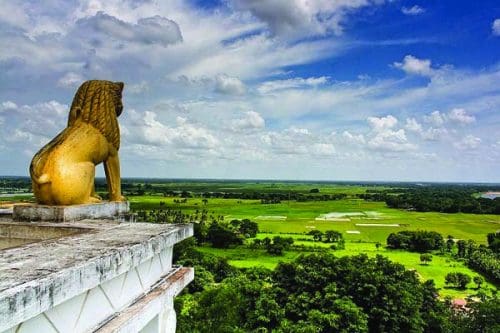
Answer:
[30,80,126,205]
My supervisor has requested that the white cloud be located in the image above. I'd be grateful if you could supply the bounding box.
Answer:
[311,143,335,156]
[393,55,433,76]
[230,0,387,38]
[424,111,445,126]
[448,108,475,124]
[367,115,398,132]
[365,115,417,152]
[405,118,423,133]
[342,131,365,145]
[401,5,425,16]
[215,75,246,95]
[421,127,448,141]
[1,101,18,111]
[492,19,500,36]
[368,128,417,152]
[258,76,328,94]
[128,81,149,94]
[231,111,265,130]
[454,134,481,150]
[75,11,183,46]
[126,110,219,149]
[57,72,84,88]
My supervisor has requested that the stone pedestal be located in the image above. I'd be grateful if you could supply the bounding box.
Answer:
[13,201,130,222]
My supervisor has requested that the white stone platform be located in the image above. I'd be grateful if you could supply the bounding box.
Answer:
[13,201,130,222]
[0,220,193,333]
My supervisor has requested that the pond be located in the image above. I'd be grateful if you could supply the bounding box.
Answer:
[481,192,500,199]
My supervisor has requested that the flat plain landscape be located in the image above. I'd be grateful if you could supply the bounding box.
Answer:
[2,178,499,299]
[125,180,500,299]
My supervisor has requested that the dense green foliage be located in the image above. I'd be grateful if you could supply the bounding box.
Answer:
[445,272,471,289]
[381,186,500,214]
[176,250,451,333]
[175,244,500,333]
[387,231,444,252]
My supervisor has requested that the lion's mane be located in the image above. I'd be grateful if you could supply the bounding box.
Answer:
[69,80,124,150]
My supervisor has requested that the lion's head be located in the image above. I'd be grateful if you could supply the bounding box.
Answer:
[68,80,124,150]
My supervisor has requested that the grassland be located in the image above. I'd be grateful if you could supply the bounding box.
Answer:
[130,195,500,243]
[199,242,496,299]
[129,187,500,299]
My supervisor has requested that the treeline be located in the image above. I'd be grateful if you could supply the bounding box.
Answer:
[359,186,500,214]
[460,232,500,284]
[387,231,444,252]
[172,190,348,202]
[174,245,500,333]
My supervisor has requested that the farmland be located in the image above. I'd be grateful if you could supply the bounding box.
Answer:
[126,181,500,299]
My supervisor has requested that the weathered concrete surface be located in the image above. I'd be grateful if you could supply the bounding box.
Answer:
[13,201,130,222]
[0,221,90,250]
[0,221,193,332]
[96,267,194,333]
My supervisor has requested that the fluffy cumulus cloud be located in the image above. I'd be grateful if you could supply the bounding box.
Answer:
[401,5,425,16]
[367,115,398,132]
[342,131,365,145]
[230,0,386,38]
[231,111,265,131]
[424,111,445,127]
[215,75,246,95]
[393,55,433,76]
[454,134,481,150]
[405,118,423,133]
[493,19,500,36]
[126,111,219,149]
[75,12,183,47]
[448,108,475,124]
[366,115,417,152]
[58,72,85,88]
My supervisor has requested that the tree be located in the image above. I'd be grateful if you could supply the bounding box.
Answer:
[446,235,455,252]
[375,242,382,250]
[445,272,471,289]
[266,236,294,256]
[239,219,259,238]
[473,275,484,289]
[487,231,500,253]
[207,222,243,248]
[457,240,466,258]
[308,230,323,242]
[420,253,433,265]
[324,230,342,243]
[188,266,215,292]
[386,230,443,252]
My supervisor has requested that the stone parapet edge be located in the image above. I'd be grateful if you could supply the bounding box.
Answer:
[0,223,193,331]
[95,266,194,333]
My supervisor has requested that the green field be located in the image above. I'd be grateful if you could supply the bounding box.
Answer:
[198,242,496,299]
[129,190,500,299]
[130,195,500,243]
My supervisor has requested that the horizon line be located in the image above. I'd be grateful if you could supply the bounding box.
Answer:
[1,175,500,186]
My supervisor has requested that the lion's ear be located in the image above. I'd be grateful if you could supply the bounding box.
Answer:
[115,82,124,92]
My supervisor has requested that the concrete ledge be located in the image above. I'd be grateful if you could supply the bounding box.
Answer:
[13,201,130,222]
[0,222,193,331]
[96,267,194,333]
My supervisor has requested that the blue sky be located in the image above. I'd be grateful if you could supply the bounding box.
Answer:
[0,0,499,182]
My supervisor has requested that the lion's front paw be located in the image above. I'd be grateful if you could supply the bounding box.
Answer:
[88,196,102,203]
[110,195,127,202]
